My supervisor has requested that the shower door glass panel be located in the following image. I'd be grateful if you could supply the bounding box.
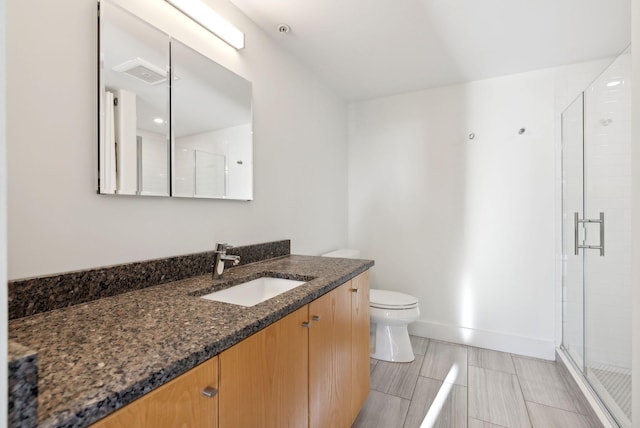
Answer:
[561,94,585,369]
[583,49,632,426]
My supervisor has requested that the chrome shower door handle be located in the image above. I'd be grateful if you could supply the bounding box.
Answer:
[574,212,604,256]
[599,212,605,256]
[574,212,579,256]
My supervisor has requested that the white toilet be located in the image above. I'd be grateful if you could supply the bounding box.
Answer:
[321,249,420,363]
[369,289,420,362]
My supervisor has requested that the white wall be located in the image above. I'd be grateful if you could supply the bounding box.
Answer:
[348,61,608,360]
[0,0,7,421]
[6,0,348,279]
[137,129,169,197]
[226,125,253,199]
[175,124,252,199]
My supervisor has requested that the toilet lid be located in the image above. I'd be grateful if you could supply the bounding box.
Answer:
[370,289,419,309]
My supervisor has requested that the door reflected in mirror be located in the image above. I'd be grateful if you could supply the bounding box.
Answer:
[99,1,170,196]
[171,40,253,200]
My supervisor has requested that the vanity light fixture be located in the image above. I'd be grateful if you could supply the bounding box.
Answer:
[165,0,245,50]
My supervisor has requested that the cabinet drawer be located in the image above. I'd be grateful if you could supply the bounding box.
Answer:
[91,356,218,428]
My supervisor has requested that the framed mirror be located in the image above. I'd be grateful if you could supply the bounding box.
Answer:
[98,1,253,200]
[98,1,170,196]
[172,40,253,200]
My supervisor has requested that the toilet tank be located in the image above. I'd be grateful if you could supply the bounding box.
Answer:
[321,249,361,258]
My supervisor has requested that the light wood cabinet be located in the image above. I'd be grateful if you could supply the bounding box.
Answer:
[91,356,218,428]
[350,270,371,423]
[218,305,309,428]
[219,271,371,428]
[308,281,353,428]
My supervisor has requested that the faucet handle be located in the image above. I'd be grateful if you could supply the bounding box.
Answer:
[215,242,229,252]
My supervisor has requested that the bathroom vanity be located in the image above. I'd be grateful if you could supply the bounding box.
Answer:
[8,242,373,428]
[91,271,370,428]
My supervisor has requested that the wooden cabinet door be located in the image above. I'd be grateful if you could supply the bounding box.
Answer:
[91,356,218,428]
[350,270,371,422]
[308,282,352,428]
[219,306,309,428]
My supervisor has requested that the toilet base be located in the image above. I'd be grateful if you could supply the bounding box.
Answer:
[371,323,415,362]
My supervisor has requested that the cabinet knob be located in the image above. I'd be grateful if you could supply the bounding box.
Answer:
[312,315,321,322]
[301,321,311,328]
[202,386,218,398]
[351,288,359,293]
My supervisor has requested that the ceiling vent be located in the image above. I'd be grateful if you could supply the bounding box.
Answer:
[112,57,167,85]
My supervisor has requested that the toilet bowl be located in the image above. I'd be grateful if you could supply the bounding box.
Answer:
[369,289,420,363]
[321,249,420,363]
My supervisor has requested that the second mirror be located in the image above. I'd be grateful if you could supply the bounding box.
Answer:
[99,1,170,196]
[171,40,253,200]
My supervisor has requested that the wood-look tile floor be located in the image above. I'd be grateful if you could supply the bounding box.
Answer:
[353,336,603,428]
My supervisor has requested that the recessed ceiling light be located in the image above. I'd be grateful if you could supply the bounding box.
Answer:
[277,24,291,34]
[607,80,622,87]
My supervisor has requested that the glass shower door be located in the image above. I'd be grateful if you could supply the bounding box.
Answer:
[561,47,632,427]
[583,49,632,426]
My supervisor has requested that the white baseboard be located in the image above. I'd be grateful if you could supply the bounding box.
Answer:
[408,320,556,360]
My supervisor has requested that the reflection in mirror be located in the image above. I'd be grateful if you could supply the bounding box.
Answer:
[99,1,170,196]
[171,40,253,200]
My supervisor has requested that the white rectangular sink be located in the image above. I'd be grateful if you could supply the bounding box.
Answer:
[201,277,307,307]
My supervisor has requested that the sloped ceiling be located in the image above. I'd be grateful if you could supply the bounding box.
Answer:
[229,0,631,101]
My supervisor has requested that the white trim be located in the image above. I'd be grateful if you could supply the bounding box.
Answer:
[0,0,7,420]
[631,0,640,422]
[408,319,556,360]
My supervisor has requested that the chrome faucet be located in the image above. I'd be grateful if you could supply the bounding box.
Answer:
[212,243,240,279]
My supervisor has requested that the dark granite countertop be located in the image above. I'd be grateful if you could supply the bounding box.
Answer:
[9,340,39,428]
[8,255,374,428]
